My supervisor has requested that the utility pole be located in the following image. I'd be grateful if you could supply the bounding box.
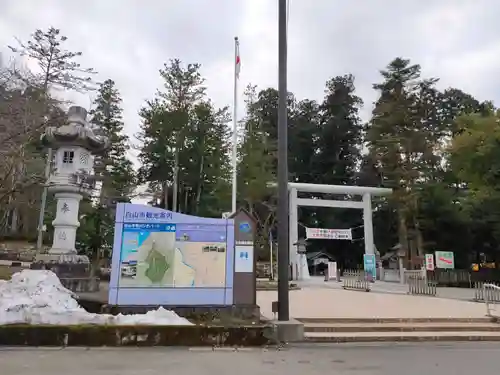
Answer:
[277,0,290,321]
[36,148,52,250]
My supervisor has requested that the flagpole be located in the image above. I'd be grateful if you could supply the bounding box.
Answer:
[231,36,239,214]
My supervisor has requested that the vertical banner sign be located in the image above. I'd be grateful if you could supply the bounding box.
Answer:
[363,254,376,281]
[306,228,352,240]
[425,254,435,271]
[327,261,338,281]
[435,251,455,269]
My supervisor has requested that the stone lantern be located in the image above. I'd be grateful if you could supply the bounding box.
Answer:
[32,106,109,289]
[293,238,310,281]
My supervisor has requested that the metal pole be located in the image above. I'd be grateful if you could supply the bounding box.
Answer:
[231,37,239,214]
[36,148,52,250]
[277,0,289,321]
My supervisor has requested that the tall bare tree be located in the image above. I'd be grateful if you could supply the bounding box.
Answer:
[8,26,97,246]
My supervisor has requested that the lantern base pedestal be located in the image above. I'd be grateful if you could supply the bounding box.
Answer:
[30,253,99,293]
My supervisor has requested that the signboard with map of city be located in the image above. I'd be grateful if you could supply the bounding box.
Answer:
[120,223,227,288]
[108,203,235,306]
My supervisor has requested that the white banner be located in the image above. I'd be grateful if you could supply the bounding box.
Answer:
[425,254,435,271]
[306,227,352,240]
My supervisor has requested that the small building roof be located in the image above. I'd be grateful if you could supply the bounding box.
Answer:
[306,251,334,261]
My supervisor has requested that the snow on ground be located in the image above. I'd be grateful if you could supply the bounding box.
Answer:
[0,270,192,325]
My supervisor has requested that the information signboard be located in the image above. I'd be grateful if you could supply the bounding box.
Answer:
[435,251,455,269]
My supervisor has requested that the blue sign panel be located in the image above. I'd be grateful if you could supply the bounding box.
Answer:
[363,254,376,282]
[239,222,251,233]
[109,203,235,306]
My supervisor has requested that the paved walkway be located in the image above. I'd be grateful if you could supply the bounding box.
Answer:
[257,288,488,320]
[84,280,489,321]
[298,276,476,300]
[2,344,500,375]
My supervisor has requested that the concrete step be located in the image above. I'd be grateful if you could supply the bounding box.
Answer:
[297,317,496,324]
[304,322,500,333]
[305,331,500,343]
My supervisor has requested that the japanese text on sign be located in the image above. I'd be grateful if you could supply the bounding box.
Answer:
[306,227,352,240]
[125,211,173,220]
[425,254,435,271]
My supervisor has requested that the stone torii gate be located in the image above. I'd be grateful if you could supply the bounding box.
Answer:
[288,183,392,280]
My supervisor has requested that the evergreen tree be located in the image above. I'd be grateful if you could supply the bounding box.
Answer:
[366,57,424,265]
[9,26,96,91]
[76,79,135,272]
[138,59,230,216]
[288,99,319,184]
[314,74,363,185]
[238,85,277,259]
[307,74,364,265]
[186,101,231,216]
[8,26,96,244]
[90,79,136,198]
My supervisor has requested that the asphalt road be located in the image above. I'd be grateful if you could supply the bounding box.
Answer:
[1,343,499,375]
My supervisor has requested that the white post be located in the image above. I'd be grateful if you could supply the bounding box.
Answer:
[399,257,405,284]
[289,187,298,280]
[269,233,274,280]
[363,193,374,255]
[231,37,240,214]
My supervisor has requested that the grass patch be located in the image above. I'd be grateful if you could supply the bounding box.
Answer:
[0,266,14,280]
[0,265,29,280]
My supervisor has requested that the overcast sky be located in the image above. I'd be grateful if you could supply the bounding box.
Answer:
[1,0,500,162]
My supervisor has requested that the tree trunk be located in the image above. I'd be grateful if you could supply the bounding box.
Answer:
[172,148,179,212]
[90,248,101,278]
[397,206,410,267]
[162,181,169,210]
[195,154,204,214]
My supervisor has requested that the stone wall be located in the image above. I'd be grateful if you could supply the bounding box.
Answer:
[0,325,274,346]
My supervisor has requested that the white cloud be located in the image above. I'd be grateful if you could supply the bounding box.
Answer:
[1,0,500,158]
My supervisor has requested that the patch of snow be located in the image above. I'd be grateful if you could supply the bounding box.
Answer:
[0,270,192,326]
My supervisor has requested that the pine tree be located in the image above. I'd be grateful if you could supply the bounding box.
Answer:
[183,101,231,216]
[366,58,429,265]
[89,79,136,199]
[9,26,96,91]
[138,59,231,216]
[8,26,96,244]
[308,74,364,264]
[77,79,135,273]
[237,85,278,259]
[288,99,319,184]
[315,74,363,185]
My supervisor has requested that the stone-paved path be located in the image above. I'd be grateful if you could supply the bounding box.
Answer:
[257,287,488,320]
[82,280,491,320]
